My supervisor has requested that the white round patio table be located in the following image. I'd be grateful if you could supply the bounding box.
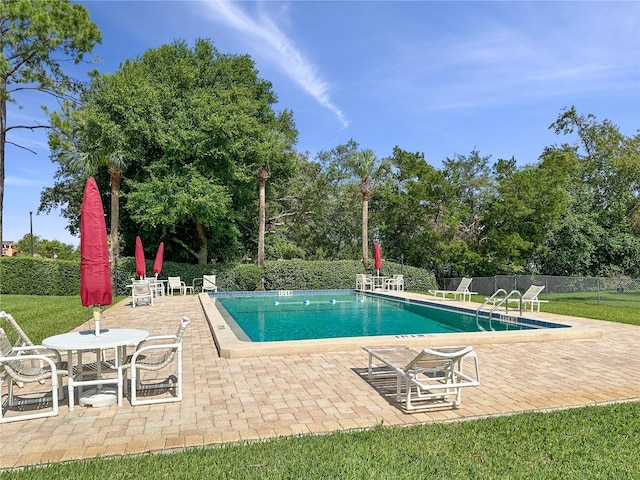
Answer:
[43,328,148,409]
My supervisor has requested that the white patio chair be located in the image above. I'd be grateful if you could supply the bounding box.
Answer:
[167,276,186,295]
[385,274,405,291]
[0,311,70,388]
[144,275,164,297]
[201,275,218,293]
[0,328,65,423]
[356,274,373,291]
[131,279,154,307]
[118,316,191,406]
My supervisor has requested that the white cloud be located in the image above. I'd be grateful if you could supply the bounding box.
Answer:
[199,0,349,127]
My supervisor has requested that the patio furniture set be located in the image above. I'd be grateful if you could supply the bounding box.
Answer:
[356,273,405,292]
[0,311,191,423]
[129,274,218,307]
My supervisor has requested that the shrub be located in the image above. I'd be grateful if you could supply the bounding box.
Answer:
[264,260,436,291]
[0,257,437,295]
[0,256,80,295]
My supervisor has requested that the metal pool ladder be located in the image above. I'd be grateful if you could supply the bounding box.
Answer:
[475,289,523,330]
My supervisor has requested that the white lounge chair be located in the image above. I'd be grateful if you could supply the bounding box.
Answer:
[510,285,548,312]
[428,277,477,301]
[0,328,65,423]
[131,279,154,307]
[362,344,480,411]
[118,316,191,406]
[167,276,186,295]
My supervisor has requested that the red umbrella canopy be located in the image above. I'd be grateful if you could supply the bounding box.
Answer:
[153,242,164,275]
[374,242,382,271]
[80,177,112,307]
[135,236,146,278]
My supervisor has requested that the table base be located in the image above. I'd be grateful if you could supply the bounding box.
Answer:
[78,387,118,408]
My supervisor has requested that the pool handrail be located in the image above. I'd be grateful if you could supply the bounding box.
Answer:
[476,289,523,329]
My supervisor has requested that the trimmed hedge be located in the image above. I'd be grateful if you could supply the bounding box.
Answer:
[264,260,436,292]
[0,257,437,296]
[0,256,80,295]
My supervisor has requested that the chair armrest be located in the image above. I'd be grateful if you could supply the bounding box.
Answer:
[0,353,59,373]
[130,342,181,362]
[134,334,177,349]
[143,334,178,342]
[12,345,62,363]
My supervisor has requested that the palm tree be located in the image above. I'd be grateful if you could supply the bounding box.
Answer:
[257,166,271,267]
[256,130,295,268]
[343,148,388,268]
[73,149,126,290]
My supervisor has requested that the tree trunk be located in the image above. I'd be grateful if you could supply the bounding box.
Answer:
[257,168,270,267]
[171,235,201,263]
[195,220,208,264]
[108,169,121,291]
[0,76,6,245]
[362,193,369,268]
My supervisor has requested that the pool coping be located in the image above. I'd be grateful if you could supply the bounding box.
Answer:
[199,291,604,359]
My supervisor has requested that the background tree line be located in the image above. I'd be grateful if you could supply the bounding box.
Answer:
[2,3,639,281]
[271,109,639,280]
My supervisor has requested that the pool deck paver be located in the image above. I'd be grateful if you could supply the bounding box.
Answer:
[1,294,640,470]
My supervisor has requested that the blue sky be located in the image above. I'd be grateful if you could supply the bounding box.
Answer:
[4,0,639,247]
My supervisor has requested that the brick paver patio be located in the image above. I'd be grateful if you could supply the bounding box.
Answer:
[1,294,639,469]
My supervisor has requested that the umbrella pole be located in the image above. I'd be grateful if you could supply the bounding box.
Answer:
[93,306,102,336]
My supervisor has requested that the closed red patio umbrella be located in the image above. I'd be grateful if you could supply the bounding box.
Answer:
[80,177,112,336]
[374,242,382,276]
[135,236,146,279]
[153,242,164,275]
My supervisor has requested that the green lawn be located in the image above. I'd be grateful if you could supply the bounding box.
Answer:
[470,294,640,326]
[1,294,639,478]
[0,295,126,345]
[3,403,639,479]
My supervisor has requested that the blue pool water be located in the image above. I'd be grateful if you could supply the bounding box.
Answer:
[214,290,550,342]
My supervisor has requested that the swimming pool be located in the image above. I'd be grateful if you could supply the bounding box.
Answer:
[202,290,599,358]
[213,290,556,342]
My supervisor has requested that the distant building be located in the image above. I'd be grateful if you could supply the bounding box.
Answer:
[1,241,19,257]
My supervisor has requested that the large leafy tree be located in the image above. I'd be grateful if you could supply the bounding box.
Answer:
[0,0,101,243]
[481,156,570,274]
[550,107,640,230]
[126,167,233,264]
[375,147,467,275]
[44,39,296,264]
[276,150,362,260]
[537,107,640,276]
[442,149,493,247]
[15,233,77,259]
